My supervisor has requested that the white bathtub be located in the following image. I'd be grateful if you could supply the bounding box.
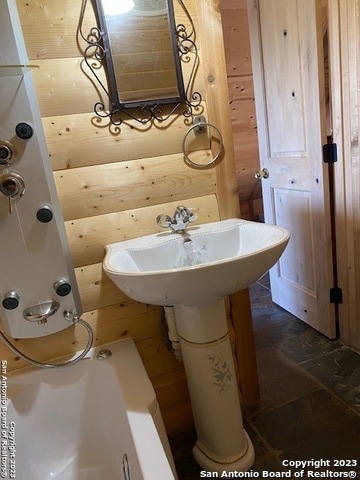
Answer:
[4,338,177,479]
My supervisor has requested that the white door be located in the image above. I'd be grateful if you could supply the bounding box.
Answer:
[247,0,337,338]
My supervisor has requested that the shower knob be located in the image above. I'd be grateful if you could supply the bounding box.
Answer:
[15,122,33,140]
[0,141,17,167]
[53,279,72,297]
[2,291,20,310]
[36,205,53,223]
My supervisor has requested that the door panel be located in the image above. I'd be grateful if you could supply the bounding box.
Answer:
[247,0,336,338]
[273,189,315,292]
[260,1,306,157]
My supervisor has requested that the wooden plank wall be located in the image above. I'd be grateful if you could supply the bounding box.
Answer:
[220,0,263,221]
[0,0,258,434]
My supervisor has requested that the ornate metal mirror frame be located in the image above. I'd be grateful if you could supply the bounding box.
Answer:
[79,0,202,126]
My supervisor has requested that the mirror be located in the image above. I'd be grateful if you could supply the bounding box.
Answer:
[96,0,185,106]
[79,0,201,125]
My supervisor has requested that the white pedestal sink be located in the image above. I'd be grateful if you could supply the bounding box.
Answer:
[103,218,290,473]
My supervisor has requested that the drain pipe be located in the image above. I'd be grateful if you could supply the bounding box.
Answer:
[163,306,182,362]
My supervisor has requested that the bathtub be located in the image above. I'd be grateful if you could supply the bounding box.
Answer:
[4,338,177,479]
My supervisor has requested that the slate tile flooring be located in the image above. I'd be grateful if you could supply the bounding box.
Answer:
[169,276,360,479]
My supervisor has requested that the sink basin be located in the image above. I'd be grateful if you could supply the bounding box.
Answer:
[103,217,290,472]
[103,218,290,306]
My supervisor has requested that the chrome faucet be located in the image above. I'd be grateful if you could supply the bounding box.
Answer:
[156,205,198,233]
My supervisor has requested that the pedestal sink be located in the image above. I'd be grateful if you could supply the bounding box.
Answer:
[103,218,290,473]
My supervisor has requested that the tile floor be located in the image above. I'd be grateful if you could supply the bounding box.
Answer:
[169,276,360,479]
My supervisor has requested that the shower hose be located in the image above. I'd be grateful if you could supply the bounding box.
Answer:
[0,311,94,369]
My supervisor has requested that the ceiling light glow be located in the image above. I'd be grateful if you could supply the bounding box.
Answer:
[102,0,135,16]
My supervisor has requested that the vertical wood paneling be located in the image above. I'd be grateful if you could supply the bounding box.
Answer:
[220,0,262,219]
[196,0,259,404]
[196,0,240,220]
[332,0,360,349]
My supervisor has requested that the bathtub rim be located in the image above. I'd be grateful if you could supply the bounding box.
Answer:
[7,338,158,415]
[6,337,178,479]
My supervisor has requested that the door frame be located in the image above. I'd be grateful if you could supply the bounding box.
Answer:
[329,0,360,350]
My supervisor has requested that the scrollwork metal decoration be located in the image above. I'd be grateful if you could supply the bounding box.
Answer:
[78,0,202,127]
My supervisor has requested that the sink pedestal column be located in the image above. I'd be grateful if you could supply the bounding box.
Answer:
[174,299,255,473]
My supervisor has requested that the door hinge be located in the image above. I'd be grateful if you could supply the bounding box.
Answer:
[330,286,342,304]
[323,143,337,164]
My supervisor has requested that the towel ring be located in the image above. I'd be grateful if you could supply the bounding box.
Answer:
[182,120,223,168]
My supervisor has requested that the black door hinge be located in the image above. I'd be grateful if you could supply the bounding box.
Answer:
[330,286,342,304]
[323,143,337,164]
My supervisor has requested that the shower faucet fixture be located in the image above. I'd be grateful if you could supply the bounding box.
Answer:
[156,205,198,233]
[0,2,83,340]
[2,291,20,310]
[53,278,72,297]
[36,205,54,223]
[0,172,26,214]
[0,141,17,167]
[15,122,33,140]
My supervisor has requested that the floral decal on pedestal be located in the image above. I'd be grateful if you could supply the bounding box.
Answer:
[206,355,233,393]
